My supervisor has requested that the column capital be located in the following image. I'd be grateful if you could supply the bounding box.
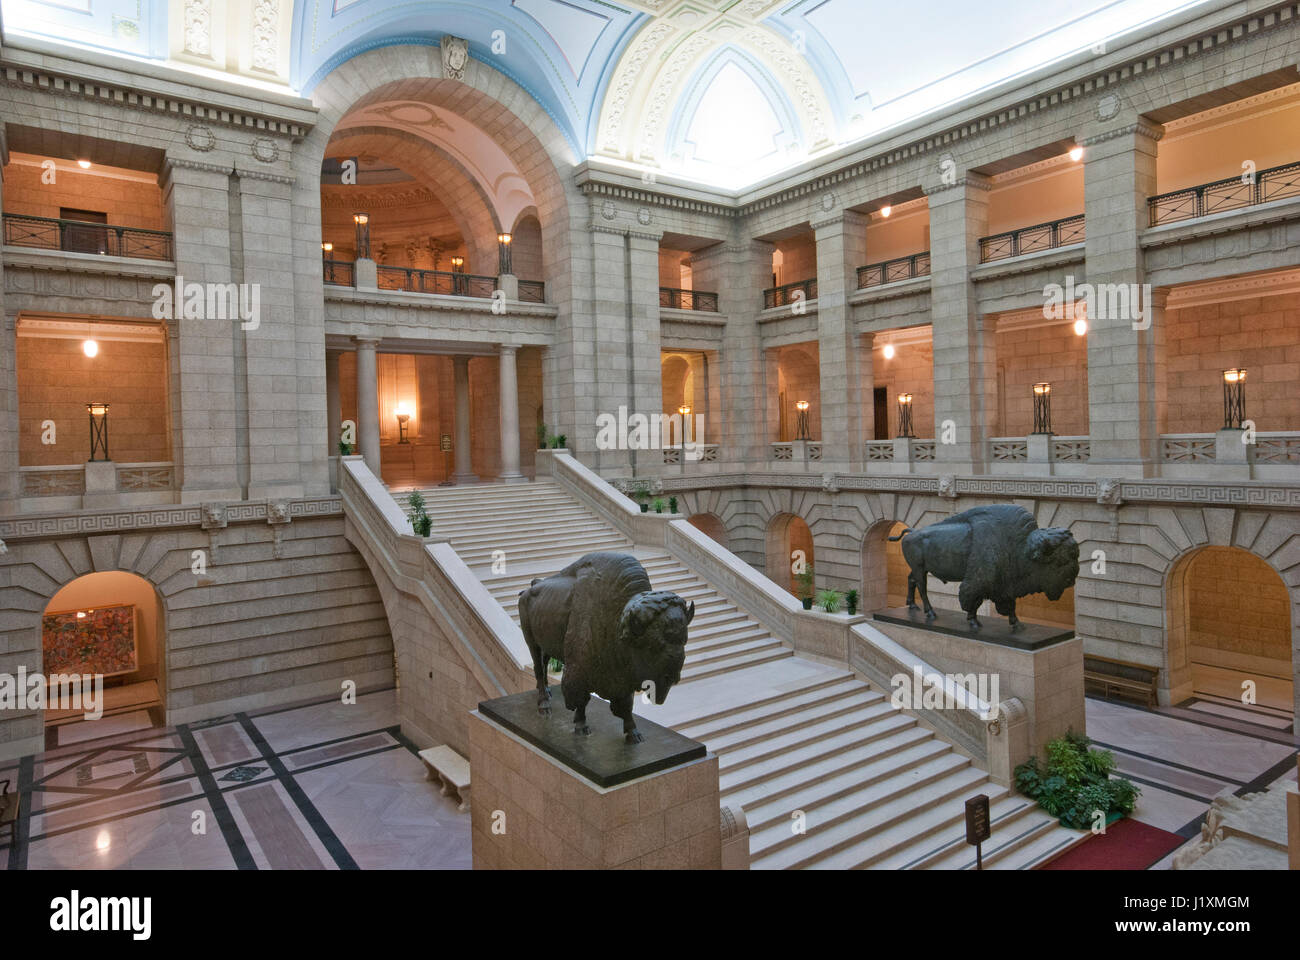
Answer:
[923,173,992,200]
[497,343,519,355]
[351,336,381,348]
[1079,118,1164,148]
[810,208,868,234]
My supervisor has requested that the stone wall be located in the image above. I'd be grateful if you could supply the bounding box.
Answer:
[2,157,165,230]
[0,507,394,761]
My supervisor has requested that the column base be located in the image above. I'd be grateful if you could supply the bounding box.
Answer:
[497,472,528,484]
[449,472,480,485]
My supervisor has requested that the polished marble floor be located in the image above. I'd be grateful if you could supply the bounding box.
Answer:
[2,686,1294,869]
[1,688,470,870]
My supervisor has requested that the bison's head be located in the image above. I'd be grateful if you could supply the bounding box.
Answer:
[1025,526,1080,600]
[617,590,694,704]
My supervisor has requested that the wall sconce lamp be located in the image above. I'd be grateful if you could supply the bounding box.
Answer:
[1032,382,1053,434]
[794,399,811,441]
[450,256,464,273]
[1222,369,1247,428]
[395,403,412,444]
[321,241,333,256]
[353,213,370,259]
[497,232,513,275]
[87,402,110,461]
[896,393,914,439]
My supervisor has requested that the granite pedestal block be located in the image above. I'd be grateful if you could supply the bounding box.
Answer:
[469,688,721,869]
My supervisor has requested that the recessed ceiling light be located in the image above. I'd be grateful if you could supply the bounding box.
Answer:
[1068,146,1083,162]
[82,339,99,358]
[882,343,896,359]
[879,205,892,218]
[77,159,92,169]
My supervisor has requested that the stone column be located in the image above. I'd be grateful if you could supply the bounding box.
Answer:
[927,174,994,473]
[161,159,242,502]
[353,337,382,474]
[694,239,773,468]
[1080,118,1165,476]
[326,350,342,452]
[813,208,869,470]
[451,354,479,484]
[0,151,16,507]
[497,345,525,483]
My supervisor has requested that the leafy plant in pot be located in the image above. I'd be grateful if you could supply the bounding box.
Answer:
[637,490,649,513]
[845,589,859,616]
[795,566,816,610]
[1014,730,1140,830]
[669,496,678,514]
[537,422,549,450]
[551,434,567,449]
[652,497,666,514]
[816,589,842,613]
[406,491,432,538]
[338,439,353,456]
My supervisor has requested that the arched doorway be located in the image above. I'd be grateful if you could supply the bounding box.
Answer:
[860,520,910,613]
[1167,546,1295,722]
[688,512,729,548]
[766,513,814,597]
[41,571,165,742]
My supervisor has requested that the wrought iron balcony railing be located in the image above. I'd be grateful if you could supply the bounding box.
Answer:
[857,251,931,289]
[3,212,173,261]
[377,265,497,298]
[763,277,817,309]
[978,214,1085,263]
[323,259,355,286]
[1147,161,1300,226]
[660,287,719,312]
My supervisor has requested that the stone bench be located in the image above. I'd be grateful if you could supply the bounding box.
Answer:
[418,746,470,812]
[1084,655,1158,707]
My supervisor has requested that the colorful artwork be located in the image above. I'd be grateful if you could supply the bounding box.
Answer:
[42,604,138,677]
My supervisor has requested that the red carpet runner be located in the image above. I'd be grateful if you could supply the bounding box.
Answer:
[1039,817,1186,870]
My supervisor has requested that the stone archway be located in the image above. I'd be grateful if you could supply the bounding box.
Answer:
[765,512,814,597]
[860,519,909,613]
[1166,545,1296,721]
[688,512,729,549]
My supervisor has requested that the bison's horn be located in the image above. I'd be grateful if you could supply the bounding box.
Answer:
[686,600,695,623]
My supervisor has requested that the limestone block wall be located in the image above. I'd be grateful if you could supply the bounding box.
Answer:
[0,506,394,761]
[1166,292,1300,434]
[2,157,165,229]
[864,202,928,263]
[871,338,934,438]
[995,322,1089,437]
[18,334,170,465]
[1186,546,1292,666]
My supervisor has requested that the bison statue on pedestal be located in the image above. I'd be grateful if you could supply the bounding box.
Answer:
[889,504,1079,631]
[517,552,694,743]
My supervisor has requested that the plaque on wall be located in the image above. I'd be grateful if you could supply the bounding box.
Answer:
[42,603,138,678]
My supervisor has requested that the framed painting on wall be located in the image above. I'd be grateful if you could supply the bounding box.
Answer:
[41,603,138,678]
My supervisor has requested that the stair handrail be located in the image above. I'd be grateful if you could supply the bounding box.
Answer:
[339,457,532,698]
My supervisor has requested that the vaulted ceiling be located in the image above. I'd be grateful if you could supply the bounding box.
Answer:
[1,0,1218,187]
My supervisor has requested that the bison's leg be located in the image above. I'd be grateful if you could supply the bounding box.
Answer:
[610,693,644,745]
[528,644,552,714]
[1006,597,1021,632]
[570,694,592,736]
[906,572,919,610]
[914,569,937,620]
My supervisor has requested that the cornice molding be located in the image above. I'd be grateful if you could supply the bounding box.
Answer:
[0,497,342,541]
[578,178,736,220]
[0,62,310,140]
[1079,119,1165,147]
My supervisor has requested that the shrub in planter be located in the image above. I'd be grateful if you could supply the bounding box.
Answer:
[669,496,678,514]
[551,434,568,449]
[406,491,432,538]
[795,566,816,609]
[338,439,353,456]
[1014,730,1140,830]
[816,589,842,613]
[652,497,666,514]
[845,589,859,616]
[537,422,549,450]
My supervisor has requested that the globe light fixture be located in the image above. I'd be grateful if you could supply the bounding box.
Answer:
[82,338,99,358]
[882,343,896,360]
[794,399,811,441]
[1222,369,1247,428]
[1032,382,1053,434]
[395,402,412,444]
[497,232,513,275]
[1073,318,1088,336]
[353,213,370,259]
[321,242,333,254]
[897,393,914,439]
[87,402,110,461]
[879,205,892,218]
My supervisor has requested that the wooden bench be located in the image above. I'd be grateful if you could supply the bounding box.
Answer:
[0,778,18,847]
[418,746,470,812]
[1084,655,1159,707]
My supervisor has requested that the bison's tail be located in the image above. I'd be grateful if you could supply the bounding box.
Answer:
[887,527,912,542]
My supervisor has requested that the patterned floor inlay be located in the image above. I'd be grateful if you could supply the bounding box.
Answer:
[2,688,470,870]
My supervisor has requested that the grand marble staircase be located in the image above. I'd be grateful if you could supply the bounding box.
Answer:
[400,479,1080,869]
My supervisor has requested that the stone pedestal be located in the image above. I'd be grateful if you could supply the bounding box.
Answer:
[1026,432,1053,475]
[354,257,377,290]
[468,691,721,869]
[1215,427,1253,479]
[870,607,1084,764]
[81,460,118,508]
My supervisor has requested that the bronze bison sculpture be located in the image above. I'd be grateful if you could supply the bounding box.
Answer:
[517,552,694,743]
[889,504,1079,631]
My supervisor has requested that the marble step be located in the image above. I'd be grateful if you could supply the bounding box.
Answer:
[670,670,858,731]
[704,689,885,754]
[457,536,632,564]
[722,725,934,813]
[720,700,903,774]
[753,763,989,869]
[744,738,958,832]
[679,676,867,741]
[684,637,787,670]
[889,795,1054,870]
[678,646,793,683]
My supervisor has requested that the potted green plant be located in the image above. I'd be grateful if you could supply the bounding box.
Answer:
[637,490,649,513]
[537,422,549,450]
[547,656,563,685]
[338,439,353,456]
[669,496,678,514]
[845,589,859,616]
[550,434,567,449]
[795,567,816,610]
[1014,730,1140,830]
[406,491,432,538]
[652,497,666,514]
[817,589,842,613]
